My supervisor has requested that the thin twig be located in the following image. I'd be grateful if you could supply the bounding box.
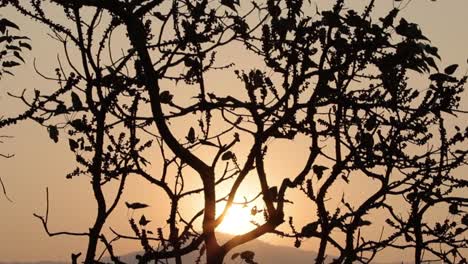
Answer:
[33,187,88,237]
[0,176,13,202]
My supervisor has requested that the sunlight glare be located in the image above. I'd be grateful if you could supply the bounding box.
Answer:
[216,205,256,235]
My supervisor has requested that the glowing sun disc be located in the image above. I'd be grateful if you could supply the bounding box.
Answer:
[216,205,254,235]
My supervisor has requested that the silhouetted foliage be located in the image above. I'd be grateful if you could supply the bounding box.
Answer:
[4,0,467,264]
[0,10,30,78]
[0,7,31,201]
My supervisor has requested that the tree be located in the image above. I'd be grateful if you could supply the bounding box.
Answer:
[4,0,467,264]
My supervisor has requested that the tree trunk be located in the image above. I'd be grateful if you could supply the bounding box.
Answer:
[203,229,225,264]
[206,246,226,264]
[414,214,423,264]
[315,235,328,264]
[84,228,100,264]
[84,110,107,264]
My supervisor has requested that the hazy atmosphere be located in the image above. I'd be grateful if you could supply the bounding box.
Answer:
[0,0,467,263]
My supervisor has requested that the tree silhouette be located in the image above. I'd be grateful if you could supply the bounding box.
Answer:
[4,0,467,264]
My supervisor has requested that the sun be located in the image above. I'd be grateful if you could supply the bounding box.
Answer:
[216,204,256,235]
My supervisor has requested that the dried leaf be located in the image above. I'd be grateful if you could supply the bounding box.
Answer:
[444,64,458,75]
[220,0,239,11]
[221,151,234,160]
[312,165,328,180]
[449,203,459,215]
[301,222,318,237]
[125,201,149,210]
[231,253,240,260]
[186,127,195,143]
[48,126,59,143]
[240,250,255,261]
[68,138,79,152]
[159,90,173,104]
[71,92,83,110]
[139,215,151,226]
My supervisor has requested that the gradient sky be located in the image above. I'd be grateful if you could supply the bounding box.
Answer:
[0,0,467,262]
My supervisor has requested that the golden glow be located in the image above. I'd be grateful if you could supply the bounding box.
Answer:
[217,205,256,235]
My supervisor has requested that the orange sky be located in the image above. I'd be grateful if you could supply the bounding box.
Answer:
[0,0,467,262]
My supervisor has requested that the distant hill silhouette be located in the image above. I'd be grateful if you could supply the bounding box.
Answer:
[115,233,318,264]
[0,233,407,263]
[0,233,318,264]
